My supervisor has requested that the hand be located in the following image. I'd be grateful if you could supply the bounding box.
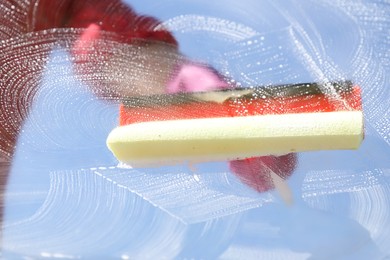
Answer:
[166,62,230,93]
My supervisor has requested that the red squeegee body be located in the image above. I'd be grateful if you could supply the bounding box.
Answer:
[119,82,362,125]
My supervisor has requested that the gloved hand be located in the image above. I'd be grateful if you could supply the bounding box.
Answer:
[166,62,230,93]
[74,17,297,194]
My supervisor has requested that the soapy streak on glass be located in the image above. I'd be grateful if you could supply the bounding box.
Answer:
[1,0,390,258]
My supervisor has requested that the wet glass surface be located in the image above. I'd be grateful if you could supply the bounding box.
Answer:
[1,0,389,259]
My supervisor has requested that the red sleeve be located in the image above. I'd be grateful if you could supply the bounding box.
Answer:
[29,0,178,46]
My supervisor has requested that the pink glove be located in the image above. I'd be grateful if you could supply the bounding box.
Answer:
[166,62,230,93]
[72,23,101,57]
